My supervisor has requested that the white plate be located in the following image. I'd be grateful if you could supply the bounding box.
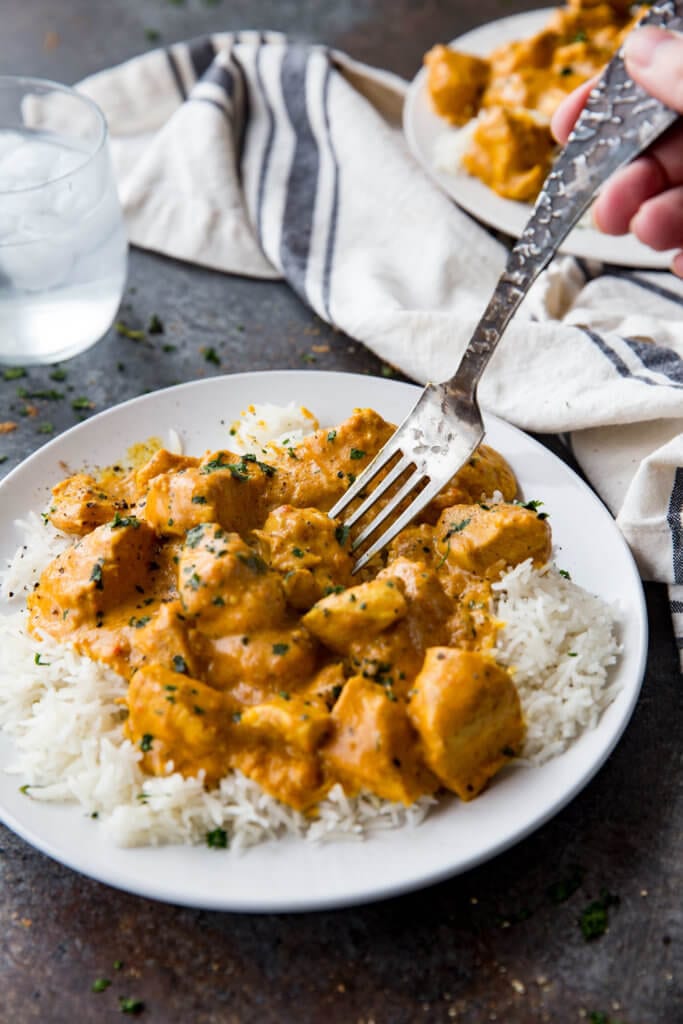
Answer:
[0,371,647,912]
[404,8,676,269]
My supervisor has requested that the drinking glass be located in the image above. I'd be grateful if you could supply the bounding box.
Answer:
[0,76,127,365]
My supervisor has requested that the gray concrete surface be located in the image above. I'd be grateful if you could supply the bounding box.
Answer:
[0,3,680,1022]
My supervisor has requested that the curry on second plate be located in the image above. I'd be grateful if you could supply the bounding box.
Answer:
[28,408,552,813]
[424,0,649,201]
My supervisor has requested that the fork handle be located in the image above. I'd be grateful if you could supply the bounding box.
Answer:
[446,0,683,401]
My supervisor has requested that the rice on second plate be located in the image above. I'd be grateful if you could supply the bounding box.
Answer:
[0,405,620,850]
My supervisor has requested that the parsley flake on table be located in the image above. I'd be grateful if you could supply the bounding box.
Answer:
[92,978,111,993]
[119,996,145,1015]
[578,890,618,940]
[115,321,145,341]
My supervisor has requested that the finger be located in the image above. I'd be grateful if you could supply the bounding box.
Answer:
[551,79,597,143]
[624,27,683,113]
[630,185,683,251]
[591,120,683,233]
[672,252,683,278]
[592,155,669,234]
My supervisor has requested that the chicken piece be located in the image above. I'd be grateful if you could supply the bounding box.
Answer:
[134,449,199,495]
[261,409,394,513]
[28,519,158,634]
[303,662,347,711]
[230,740,326,811]
[435,503,551,579]
[489,29,560,75]
[463,105,554,201]
[195,627,318,703]
[143,451,274,538]
[303,577,408,655]
[446,575,497,652]
[421,444,518,523]
[126,663,233,784]
[322,675,439,805]
[129,600,203,679]
[346,558,453,692]
[176,524,287,634]
[548,3,625,42]
[238,695,331,755]
[255,505,354,610]
[48,474,133,536]
[424,44,490,125]
[408,647,524,800]
[388,524,436,567]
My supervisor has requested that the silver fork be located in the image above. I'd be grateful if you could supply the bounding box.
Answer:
[330,0,682,573]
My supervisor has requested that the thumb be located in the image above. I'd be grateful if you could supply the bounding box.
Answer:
[624,26,683,112]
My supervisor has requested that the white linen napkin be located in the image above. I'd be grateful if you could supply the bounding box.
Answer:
[74,33,683,660]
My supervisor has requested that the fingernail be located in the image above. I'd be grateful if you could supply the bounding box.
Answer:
[624,26,673,68]
[672,252,683,279]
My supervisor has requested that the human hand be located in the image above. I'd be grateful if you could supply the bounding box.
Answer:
[551,26,683,277]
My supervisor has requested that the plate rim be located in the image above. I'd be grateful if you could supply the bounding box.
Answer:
[403,7,676,269]
[0,369,649,912]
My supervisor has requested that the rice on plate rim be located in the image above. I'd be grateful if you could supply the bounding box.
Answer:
[0,402,620,851]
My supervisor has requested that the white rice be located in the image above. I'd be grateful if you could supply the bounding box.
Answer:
[0,406,621,850]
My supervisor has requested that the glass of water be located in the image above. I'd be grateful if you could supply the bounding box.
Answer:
[0,76,127,365]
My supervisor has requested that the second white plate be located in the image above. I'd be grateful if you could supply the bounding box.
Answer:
[403,8,676,269]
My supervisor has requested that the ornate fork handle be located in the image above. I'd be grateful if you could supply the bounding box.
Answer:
[449,0,683,405]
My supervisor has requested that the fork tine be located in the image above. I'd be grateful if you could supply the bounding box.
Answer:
[351,466,424,552]
[341,455,412,530]
[328,439,403,520]
[353,478,444,574]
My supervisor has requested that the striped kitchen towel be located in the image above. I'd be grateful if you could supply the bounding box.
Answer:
[75,33,683,661]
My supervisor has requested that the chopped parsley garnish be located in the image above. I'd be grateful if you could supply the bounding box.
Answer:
[272,643,290,656]
[92,978,111,993]
[187,573,201,590]
[236,551,268,574]
[558,569,571,580]
[291,547,305,559]
[203,346,221,365]
[111,512,141,529]
[139,734,154,752]
[185,524,206,548]
[206,827,228,849]
[34,653,50,666]
[231,711,242,723]
[349,448,366,460]
[443,518,471,540]
[278,690,291,700]
[191,495,208,504]
[335,524,351,547]
[37,422,54,435]
[147,313,164,334]
[3,367,25,380]
[520,499,548,520]
[327,430,337,442]
[212,595,226,606]
[49,367,67,381]
[128,616,150,629]
[90,560,104,590]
